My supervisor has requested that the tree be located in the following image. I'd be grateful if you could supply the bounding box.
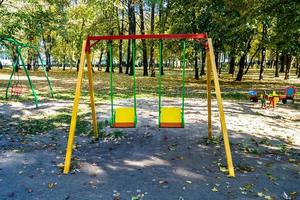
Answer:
[259,22,267,80]
[149,1,156,77]
[139,0,148,76]
[117,0,125,73]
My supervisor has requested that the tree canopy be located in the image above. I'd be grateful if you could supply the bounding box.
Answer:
[0,0,299,80]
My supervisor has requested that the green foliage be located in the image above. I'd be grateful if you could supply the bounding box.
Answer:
[0,0,299,79]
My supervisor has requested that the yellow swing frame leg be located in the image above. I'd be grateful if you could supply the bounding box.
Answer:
[206,38,235,177]
[206,51,212,138]
[63,40,98,174]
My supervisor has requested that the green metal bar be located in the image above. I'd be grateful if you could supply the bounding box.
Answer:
[36,50,54,97]
[132,39,137,127]
[181,41,186,127]
[18,47,39,108]
[158,40,163,127]
[109,41,114,127]
[5,59,17,99]
[1,36,55,106]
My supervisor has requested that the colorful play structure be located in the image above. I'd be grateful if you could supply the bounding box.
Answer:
[249,86,297,107]
[63,34,235,177]
[0,35,54,108]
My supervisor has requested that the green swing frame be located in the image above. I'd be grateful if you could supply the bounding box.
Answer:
[0,35,54,108]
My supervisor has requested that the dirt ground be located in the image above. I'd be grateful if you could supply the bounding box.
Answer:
[0,98,300,200]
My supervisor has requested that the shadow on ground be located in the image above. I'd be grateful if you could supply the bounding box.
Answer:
[0,99,299,200]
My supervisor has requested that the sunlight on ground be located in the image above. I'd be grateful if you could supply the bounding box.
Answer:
[0,151,32,166]
[173,167,205,180]
[123,156,170,168]
[77,162,106,177]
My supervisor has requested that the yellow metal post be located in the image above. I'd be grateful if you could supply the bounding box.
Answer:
[87,52,99,139]
[207,38,235,177]
[206,49,212,139]
[63,40,87,174]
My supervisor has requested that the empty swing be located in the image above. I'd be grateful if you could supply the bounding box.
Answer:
[158,40,186,128]
[109,40,137,128]
[10,59,23,96]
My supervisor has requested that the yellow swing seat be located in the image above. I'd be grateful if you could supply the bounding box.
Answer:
[113,107,135,128]
[160,107,183,128]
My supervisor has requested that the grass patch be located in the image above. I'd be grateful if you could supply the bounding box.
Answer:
[16,112,93,135]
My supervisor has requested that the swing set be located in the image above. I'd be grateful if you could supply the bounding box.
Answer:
[63,33,235,177]
[0,35,54,108]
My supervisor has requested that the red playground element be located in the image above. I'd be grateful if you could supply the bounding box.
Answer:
[86,33,208,52]
[10,84,23,96]
[279,86,297,104]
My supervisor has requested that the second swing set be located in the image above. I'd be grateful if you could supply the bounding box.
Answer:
[110,40,186,128]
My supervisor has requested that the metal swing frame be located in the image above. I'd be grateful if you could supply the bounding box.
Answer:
[63,33,235,177]
[0,35,54,108]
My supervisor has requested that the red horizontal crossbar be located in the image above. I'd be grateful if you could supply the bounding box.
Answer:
[86,33,208,52]
[87,33,207,41]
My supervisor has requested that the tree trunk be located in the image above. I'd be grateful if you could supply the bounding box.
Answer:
[27,49,32,70]
[194,50,199,80]
[228,56,235,75]
[149,2,156,77]
[128,0,136,76]
[126,40,131,74]
[118,0,124,73]
[218,52,222,75]
[105,46,110,73]
[259,48,266,80]
[76,59,80,72]
[45,50,51,71]
[139,0,148,76]
[259,22,267,80]
[215,49,219,74]
[158,1,164,76]
[200,48,206,76]
[244,47,259,74]
[279,52,285,73]
[98,49,103,71]
[235,39,252,81]
[284,54,292,80]
[0,60,2,69]
[235,54,247,81]
[62,55,66,71]
[274,51,279,77]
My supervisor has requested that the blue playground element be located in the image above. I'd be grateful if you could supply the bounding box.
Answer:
[248,90,258,102]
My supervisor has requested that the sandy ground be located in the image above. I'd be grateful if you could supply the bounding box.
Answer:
[0,98,300,200]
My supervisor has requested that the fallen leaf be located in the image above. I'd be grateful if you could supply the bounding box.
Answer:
[48,182,56,189]
[211,187,218,192]
[57,163,64,169]
[257,192,264,197]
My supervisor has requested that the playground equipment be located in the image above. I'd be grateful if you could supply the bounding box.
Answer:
[10,70,23,96]
[109,40,137,128]
[158,40,186,128]
[280,86,296,104]
[269,91,280,108]
[0,35,54,107]
[249,86,297,105]
[248,90,258,102]
[63,34,235,177]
